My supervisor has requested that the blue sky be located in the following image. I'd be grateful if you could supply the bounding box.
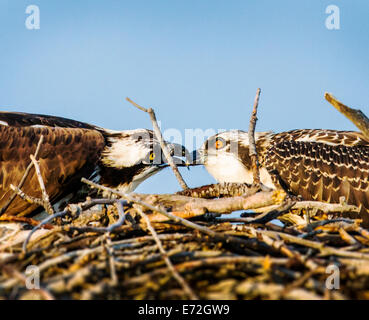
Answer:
[0,1,368,194]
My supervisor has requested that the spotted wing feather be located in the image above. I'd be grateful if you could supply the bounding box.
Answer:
[264,137,369,224]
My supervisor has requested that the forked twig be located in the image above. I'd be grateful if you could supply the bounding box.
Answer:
[30,154,54,214]
[9,185,47,208]
[126,97,188,190]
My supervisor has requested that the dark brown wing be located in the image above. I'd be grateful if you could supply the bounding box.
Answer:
[264,140,369,224]
[0,125,105,216]
[0,111,98,130]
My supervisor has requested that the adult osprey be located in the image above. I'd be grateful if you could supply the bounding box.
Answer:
[0,112,188,217]
[193,129,369,224]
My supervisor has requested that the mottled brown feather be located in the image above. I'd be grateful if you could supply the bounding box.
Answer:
[0,125,105,216]
[263,132,369,224]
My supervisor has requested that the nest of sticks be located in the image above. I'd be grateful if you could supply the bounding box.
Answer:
[0,92,369,300]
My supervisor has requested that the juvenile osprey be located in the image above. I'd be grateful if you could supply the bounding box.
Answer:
[0,112,188,216]
[193,129,369,224]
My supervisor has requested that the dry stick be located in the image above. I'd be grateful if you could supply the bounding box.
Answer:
[30,154,54,214]
[126,97,188,190]
[292,201,359,214]
[123,256,289,287]
[0,215,53,228]
[176,182,263,198]
[248,88,262,186]
[83,200,126,234]
[81,178,268,255]
[1,265,55,300]
[22,198,119,252]
[325,92,369,140]
[104,235,118,285]
[9,185,48,208]
[279,269,317,299]
[259,228,369,260]
[82,178,224,237]
[217,200,296,224]
[135,206,199,300]
[0,135,44,216]
[22,210,68,252]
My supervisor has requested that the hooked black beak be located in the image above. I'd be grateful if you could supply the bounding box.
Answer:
[166,143,192,168]
[190,149,204,166]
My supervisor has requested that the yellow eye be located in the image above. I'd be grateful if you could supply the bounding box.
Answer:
[149,153,156,161]
[215,140,223,149]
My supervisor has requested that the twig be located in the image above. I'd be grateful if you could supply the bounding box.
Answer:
[292,201,360,214]
[218,200,295,224]
[78,200,126,234]
[176,182,263,198]
[325,92,369,140]
[30,154,54,214]
[121,188,285,220]
[82,178,272,255]
[135,206,198,300]
[9,184,47,208]
[126,97,188,190]
[22,198,119,252]
[122,256,289,287]
[22,210,68,252]
[248,88,261,186]
[0,135,44,216]
[1,265,55,300]
[104,235,118,285]
[0,215,53,229]
[260,229,369,260]
[81,178,226,237]
[82,178,276,239]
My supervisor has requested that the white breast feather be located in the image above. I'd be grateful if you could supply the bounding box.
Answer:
[205,153,275,189]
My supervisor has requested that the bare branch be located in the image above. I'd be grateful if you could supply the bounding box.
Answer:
[126,97,188,190]
[30,154,54,214]
[218,200,296,224]
[248,88,262,186]
[10,184,47,208]
[82,177,285,219]
[293,200,360,214]
[176,182,266,198]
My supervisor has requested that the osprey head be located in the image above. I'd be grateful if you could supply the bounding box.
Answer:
[98,129,190,193]
[192,130,273,185]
